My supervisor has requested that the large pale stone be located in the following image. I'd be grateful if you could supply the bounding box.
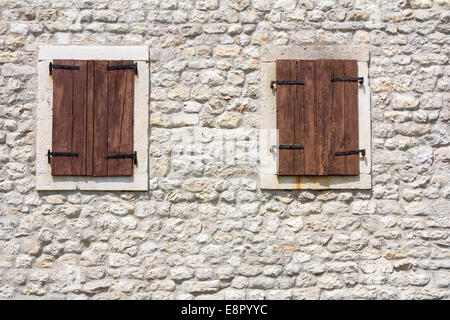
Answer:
[217,112,242,128]
[213,45,241,57]
[227,0,250,10]
[286,217,304,231]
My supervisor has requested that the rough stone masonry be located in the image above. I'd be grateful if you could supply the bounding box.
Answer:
[0,0,449,299]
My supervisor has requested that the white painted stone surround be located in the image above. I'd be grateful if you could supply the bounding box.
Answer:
[259,45,371,190]
[36,46,149,191]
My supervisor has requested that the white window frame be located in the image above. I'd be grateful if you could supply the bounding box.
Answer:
[36,46,149,191]
[259,45,371,190]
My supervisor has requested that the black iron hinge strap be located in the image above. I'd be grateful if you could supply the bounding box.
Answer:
[335,149,366,156]
[49,63,80,75]
[106,151,137,164]
[331,77,364,85]
[279,145,304,149]
[270,80,305,89]
[270,145,304,153]
[47,150,78,163]
[107,63,138,75]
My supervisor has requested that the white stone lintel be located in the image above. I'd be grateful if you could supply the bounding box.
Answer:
[261,45,370,62]
[39,46,149,61]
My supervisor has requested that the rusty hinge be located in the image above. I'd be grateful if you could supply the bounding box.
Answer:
[106,151,137,165]
[107,63,138,75]
[270,80,305,89]
[331,77,364,86]
[270,145,304,153]
[49,63,80,75]
[335,149,366,157]
[47,150,78,163]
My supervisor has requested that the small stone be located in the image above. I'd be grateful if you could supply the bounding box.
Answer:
[347,11,369,21]
[196,0,220,10]
[213,45,241,57]
[273,0,297,10]
[170,266,195,281]
[109,253,128,267]
[168,86,190,101]
[317,274,344,290]
[109,202,134,216]
[409,0,433,9]
[227,0,250,10]
[172,114,199,127]
[151,157,171,176]
[84,280,111,293]
[23,239,41,256]
[43,195,65,204]
[185,280,220,294]
[286,217,304,231]
[217,112,242,128]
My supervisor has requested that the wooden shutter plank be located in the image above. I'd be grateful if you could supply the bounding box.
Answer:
[299,60,317,175]
[85,61,95,176]
[293,61,305,175]
[343,60,359,175]
[71,60,87,176]
[118,61,134,176]
[51,59,73,176]
[108,61,134,176]
[107,60,122,176]
[317,60,333,176]
[328,60,346,175]
[107,60,134,176]
[93,60,109,176]
[276,60,296,175]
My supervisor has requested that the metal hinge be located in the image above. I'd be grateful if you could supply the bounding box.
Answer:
[335,149,366,157]
[270,80,305,89]
[107,63,138,75]
[49,63,80,75]
[331,77,364,86]
[47,150,78,163]
[106,151,137,165]
[270,145,304,152]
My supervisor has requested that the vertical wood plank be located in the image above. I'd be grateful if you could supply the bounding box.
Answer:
[51,59,73,176]
[85,60,95,176]
[293,61,305,175]
[118,60,134,176]
[328,60,346,175]
[317,60,333,176]
[93,60,109,176]
[300,60,317,175]
[106,60,134,176]
[344,60,359,175]
[107,60,122,176]
[276,60,296,175]
[71,60,87,175]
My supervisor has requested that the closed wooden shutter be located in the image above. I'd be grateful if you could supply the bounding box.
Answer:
[326,59,359,175]
[51,59,88,176]
[51,60,134,176]
[276,59,359,176]
[276,60,297,175]
[105,60,134,176]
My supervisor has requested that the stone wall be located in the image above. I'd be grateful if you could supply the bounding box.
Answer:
[0,0,449,299]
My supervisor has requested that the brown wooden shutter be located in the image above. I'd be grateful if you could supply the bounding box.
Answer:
[51,59,88,176]
[106,61,134,176]
[276,59,359,176]
[51,60,134,177]
[93,60,134,176]
[276,60,297,175]
[326,59,359,175]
